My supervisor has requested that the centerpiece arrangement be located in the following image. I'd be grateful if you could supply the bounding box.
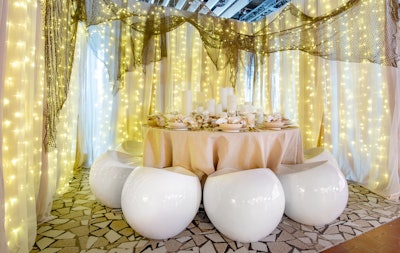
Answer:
[147,88,294,132]
[147,111,293,132]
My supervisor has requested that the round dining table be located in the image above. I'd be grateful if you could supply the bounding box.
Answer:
[142,125,304,181]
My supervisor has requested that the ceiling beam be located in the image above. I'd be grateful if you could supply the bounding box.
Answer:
[205,0,221,10]
[219,0,252,18]
[240,0,289,22]
[212,0,237,16]
[161,0,171,7]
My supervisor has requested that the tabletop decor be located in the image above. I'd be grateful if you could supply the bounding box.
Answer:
[147,111,295,131]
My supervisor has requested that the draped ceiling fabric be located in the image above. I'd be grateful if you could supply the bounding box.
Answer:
[44,0,400,204]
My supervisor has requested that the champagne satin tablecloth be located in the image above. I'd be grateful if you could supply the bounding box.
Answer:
[143,126,304,179]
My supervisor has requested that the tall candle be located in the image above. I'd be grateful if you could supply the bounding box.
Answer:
[207,99,216,115]
[227,94,237,113]
[220,87,228,111]
[182,90,192,116]
[215,103,222,115]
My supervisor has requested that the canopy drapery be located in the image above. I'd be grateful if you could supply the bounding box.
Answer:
[1,0,400,252]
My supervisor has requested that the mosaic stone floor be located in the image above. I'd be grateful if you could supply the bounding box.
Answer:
[31,167,400,253]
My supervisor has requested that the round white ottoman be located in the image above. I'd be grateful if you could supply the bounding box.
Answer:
[203,168,285,243]
[277,160,348,226]
[89,150,140,208]
[304,147,338,168]
[115,140,143,157]
[121,166,202,240]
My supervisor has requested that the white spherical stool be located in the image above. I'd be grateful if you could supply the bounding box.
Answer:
[121,166,202,240]
[115,140,143,157]
[304,147,338,168]
[89,150,141,208]
[203,168,285,243]
[277,159,348,226]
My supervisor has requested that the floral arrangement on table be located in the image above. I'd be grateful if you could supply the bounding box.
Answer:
[147,111,293,131]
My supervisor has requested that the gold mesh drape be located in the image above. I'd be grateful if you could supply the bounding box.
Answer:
[43,0,84,151]
[44,0,399,150]
[85,0,399,67]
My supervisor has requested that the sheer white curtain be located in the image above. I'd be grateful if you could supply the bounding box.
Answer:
[74,22,120,168]
[1,0,44,252]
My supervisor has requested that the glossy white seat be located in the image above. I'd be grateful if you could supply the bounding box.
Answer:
[203,168,285,243]
[89,150,141,208]
[277,156,348,226]
[115,140,143,157]
[121,166,202,240]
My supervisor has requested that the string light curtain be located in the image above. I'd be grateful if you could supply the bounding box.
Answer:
[1,1,44,252]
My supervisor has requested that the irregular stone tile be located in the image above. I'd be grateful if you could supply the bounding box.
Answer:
[57,207,72,215]
[251,241,268,252]
[49,239,77,248]
[164,239,182,252]
[56,231,76,240]
[213,242,228,253]
[58,246,80,253]
[37,225,53,234]
[54,221,81,230]
[107,236,129,249]
[91,227,109,237]
[276,230,296,241]
[48,219,70,225]
[176,236,192,243]
[322,234,344,241]
[180,239,196,250]
[117,241,139,249]
[86,236,98,249]
[109,220,129,231]
[316,239,333,248]
[198,222,214,230]
[70,225,90,237]
[192,234,207,246]
[61,211,84,219]
[297,237,312,244]
[105,230,122,243]
[105,212,123,220]
[286,238,312,250]
[200,240,216,253]
[205,233,225,243]
[118,227,134,237]
[92,237,109,248]
[36,237,56,251]
[78,235,89,249]
[93,221,112,229]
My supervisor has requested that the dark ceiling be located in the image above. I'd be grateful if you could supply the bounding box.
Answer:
[137,0,291,22]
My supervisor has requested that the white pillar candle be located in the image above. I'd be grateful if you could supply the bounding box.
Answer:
[227,95,237,113]
[256,108,264,124]
[182,90,192,116]
[220,88,228,111]
[207,99,216,115]
[215,103,222,115]
[227,87,234,96]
